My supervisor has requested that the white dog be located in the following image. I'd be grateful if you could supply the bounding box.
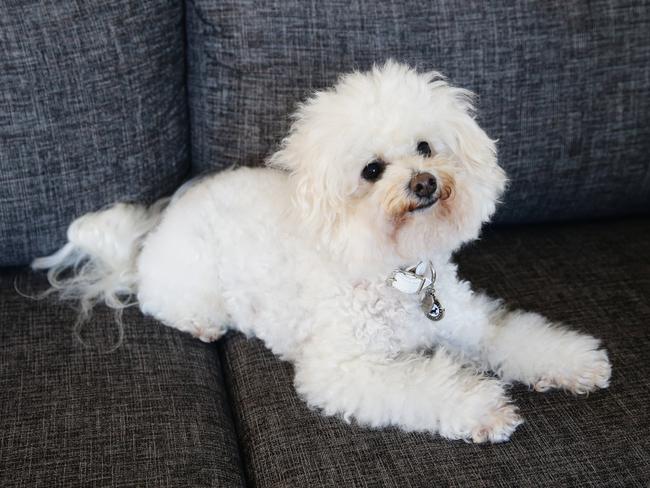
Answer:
[33,61,611,443]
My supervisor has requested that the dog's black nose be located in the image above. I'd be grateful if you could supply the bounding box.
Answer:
[409,172,437,199]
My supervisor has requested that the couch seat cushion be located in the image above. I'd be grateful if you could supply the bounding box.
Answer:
[219,218,650,487]
[0,270,245,488]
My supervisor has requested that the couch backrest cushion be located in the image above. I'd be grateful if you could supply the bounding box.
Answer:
[0,0,189,266]
[187,0,650,224]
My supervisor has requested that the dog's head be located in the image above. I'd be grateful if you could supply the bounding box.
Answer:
[268,61,506,268]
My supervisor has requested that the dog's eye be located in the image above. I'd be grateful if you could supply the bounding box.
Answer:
[417,141,432,157]
[361,160,385,182]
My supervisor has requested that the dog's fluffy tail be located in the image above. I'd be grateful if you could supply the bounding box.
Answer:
[32,199,168,319]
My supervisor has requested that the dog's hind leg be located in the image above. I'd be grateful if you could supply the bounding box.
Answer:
[135,216,231,343]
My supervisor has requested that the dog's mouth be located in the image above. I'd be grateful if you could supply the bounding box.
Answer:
[409,197,438,212]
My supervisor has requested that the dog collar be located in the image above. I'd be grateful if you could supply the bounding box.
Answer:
[387,261,445,321]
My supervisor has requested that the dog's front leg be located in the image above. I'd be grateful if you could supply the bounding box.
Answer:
[475,294,612,394]
[293,335,522,443]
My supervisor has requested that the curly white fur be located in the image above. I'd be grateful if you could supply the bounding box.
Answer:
[33,61,611,443]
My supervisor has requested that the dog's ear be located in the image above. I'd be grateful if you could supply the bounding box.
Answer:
[267,100,347,235]
[433,83,507,221]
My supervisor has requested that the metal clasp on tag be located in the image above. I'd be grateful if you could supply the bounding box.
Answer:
[387,261,445,322]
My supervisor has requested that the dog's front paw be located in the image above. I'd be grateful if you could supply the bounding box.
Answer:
[470,403,523,444]
[440,381,523,444]
[534,347,611,395]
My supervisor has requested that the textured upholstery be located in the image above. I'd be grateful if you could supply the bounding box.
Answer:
[219,218,650,487]
[186,0,650,224]
[0,0,189,266]
[0,270,245,488]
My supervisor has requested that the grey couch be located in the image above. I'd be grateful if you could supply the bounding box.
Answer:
[1,1,649,486]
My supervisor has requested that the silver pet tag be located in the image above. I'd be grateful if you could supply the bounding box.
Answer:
[421,288,444,321]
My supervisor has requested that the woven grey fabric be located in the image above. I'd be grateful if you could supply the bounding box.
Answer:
[0,270,246,488]
[0,0,189,266]
[219,218,650,488]
[187,0,650,224]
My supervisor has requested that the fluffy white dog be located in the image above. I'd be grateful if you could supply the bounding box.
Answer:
[33,61,611,443]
